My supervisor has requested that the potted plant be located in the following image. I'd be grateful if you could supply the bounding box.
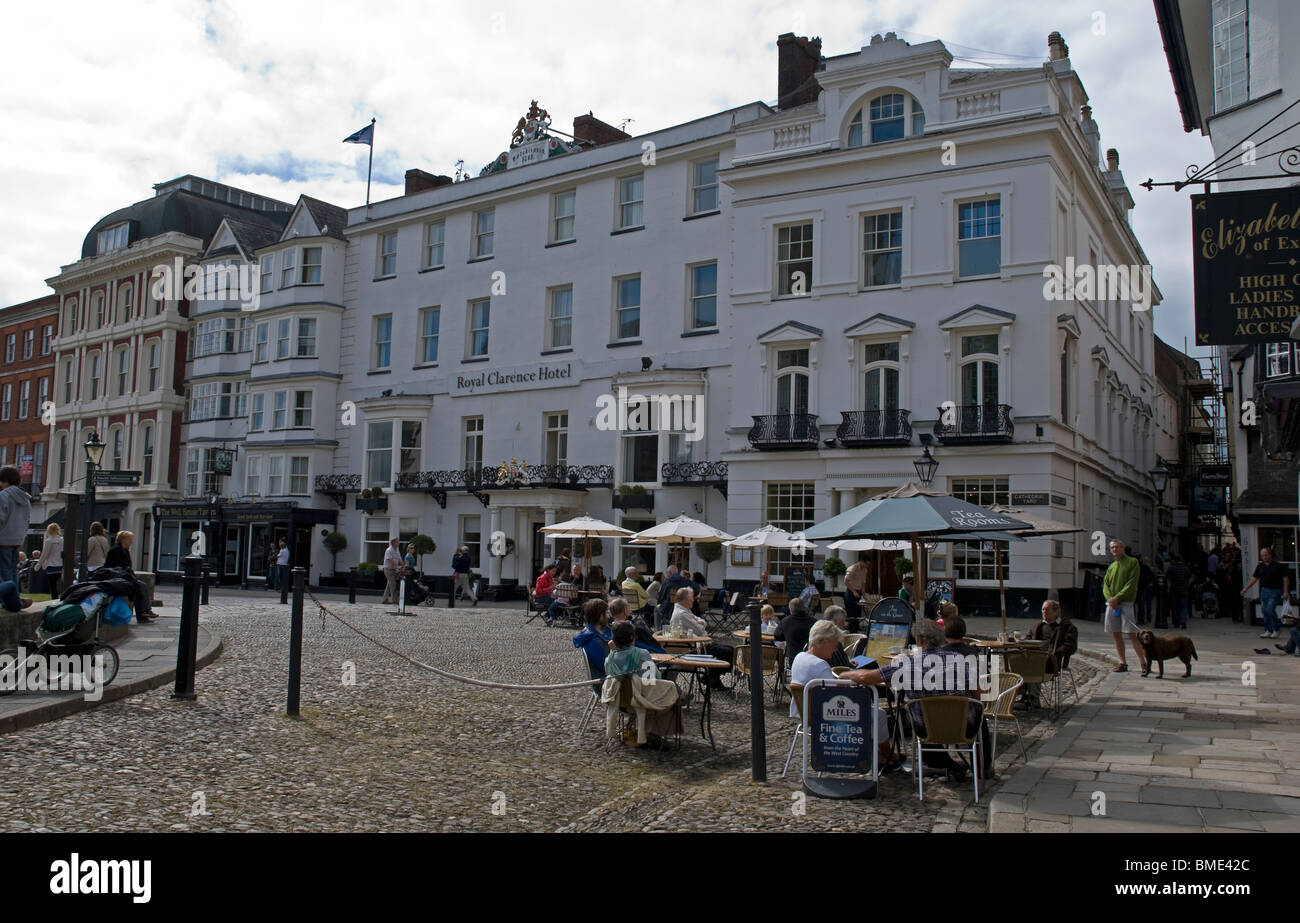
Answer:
[323,530,348,575]
[356,485,389,513]
[822,556,846,591]
[696,540,722,583]
[893,556,914,580]
[411,534,436,571]
[357,560,382,588]
[613,484,653,512]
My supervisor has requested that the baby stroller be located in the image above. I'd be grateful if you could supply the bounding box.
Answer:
[399,570,439,607]
[0,594,121,696]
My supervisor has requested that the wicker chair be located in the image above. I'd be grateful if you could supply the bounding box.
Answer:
[911,695,985,802]
[733,643,782,703]
[984,671,1027,766]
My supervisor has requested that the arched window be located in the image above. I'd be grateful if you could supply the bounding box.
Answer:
[147,341,161,391]
[87,351,102,401]
[63,298,78,336]
[775,347,810,415]
[847,93,926,147]
[863,342,901,413]
[959,333,1000,408]
[115,347,131,396]
[141,425,154,484]
[93,293,105,329]
[118,284,133,324]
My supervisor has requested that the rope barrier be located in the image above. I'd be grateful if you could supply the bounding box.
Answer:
[304,588,598,692]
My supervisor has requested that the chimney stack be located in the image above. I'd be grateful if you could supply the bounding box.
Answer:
[1080,104,1100,165]
[1048,31,1069,61]
[1106,148,1120,172]
[573,113,631,148]
[405,169,453,196]
[777,32,823,109]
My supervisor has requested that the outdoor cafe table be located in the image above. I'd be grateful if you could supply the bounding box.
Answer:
[651,652,729,748]
[653,633,711,653]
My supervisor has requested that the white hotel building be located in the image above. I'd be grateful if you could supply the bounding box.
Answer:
[315,29,1163,616]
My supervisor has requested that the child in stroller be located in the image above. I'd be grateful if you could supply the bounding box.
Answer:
[395,566,439,607]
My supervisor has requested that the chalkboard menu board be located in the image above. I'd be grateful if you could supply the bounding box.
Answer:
[784,565,813,598]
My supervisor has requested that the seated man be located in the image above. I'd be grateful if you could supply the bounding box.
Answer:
[790,619,896,769]
[942,613,980,657]
[609,596,665,653]
[1023,599,1078,708]
[774,597,817,673]
[621,566,651,617]
[668,586,707,636]
[798,581,820,611]
[844,619,989,782]
[572,598,612,681]
[821,605,852,669]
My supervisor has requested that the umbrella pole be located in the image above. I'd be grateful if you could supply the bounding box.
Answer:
[585,535,591,589]
[910,537,920,616]
[998,543,1007,638]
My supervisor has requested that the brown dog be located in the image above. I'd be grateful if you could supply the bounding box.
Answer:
[1137,630,1198,678]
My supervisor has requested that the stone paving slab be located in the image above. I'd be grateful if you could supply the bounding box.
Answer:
[983,613,1300,832]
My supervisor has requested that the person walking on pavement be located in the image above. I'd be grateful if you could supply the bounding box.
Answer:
[452,545,477,606]
[381,537,402,604]
[275,540,290,593]
[0,466,31,587]
[1104,539,1147,673]
[1242,546,1292,639]
[40,524,64,599]
[1164,554,1193,630]
[266,543,279,591]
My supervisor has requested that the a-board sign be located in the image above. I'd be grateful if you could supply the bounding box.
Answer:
[808,683,878,773]
[784,565,812,598]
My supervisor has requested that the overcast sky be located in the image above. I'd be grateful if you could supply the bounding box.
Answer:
[1,0,1211,354]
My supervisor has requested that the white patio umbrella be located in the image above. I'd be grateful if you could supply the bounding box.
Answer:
[725,523,817,581]
[540,515,633,582]
[631,514,735,577]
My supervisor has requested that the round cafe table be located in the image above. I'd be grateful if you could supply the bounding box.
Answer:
[651,652,729,748]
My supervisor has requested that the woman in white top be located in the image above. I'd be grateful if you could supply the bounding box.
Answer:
[41,524,65,597]
[86,522,110,572]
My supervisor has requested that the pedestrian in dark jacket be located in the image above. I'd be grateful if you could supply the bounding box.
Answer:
[656,566,692,631]
[774,597,817,671]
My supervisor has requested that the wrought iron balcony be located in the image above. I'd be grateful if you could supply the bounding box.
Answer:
[315,473,362,508]
[932,404,1015,443]
[747,414,820,450]
[835,409,912,447]
[390,464,616,508]
[661,461,729,498]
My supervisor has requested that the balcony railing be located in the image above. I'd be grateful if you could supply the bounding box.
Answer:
[394,464,615,492]
[835,409,912,447]
[932,404,1014,443]
[747,414,820,451]
[661,460,729,497]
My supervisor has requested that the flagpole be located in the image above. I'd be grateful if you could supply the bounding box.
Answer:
[365,117,375,207]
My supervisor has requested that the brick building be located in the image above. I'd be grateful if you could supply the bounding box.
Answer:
[0,293,59,537]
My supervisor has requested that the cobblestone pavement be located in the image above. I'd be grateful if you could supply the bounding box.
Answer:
[0,595,1101,832]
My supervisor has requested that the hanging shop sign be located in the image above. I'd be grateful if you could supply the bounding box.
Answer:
[1192,187,1300,345]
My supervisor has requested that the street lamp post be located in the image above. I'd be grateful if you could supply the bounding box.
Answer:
[80,431,106,582]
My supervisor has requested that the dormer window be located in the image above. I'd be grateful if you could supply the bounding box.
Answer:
[96,223,129,254]
[847,93,926,147]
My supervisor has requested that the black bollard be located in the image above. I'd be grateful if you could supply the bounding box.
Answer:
[747,599,767,782]
[348,566,357,605]
[173,555,202,701]
[447,575,455,609]
[280,563,289,605]
[201,563,211,605]
[287,566,305,716]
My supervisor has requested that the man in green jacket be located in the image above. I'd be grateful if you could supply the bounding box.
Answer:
[1104,539,1147,673]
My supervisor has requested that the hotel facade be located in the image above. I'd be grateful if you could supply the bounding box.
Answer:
[34,29,1169,617]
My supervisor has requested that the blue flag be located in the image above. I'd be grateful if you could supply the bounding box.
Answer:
[343,122,374,145]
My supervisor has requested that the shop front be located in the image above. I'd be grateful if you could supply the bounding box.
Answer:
[152,500,337,585]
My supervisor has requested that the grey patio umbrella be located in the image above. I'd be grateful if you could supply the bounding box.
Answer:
[805,484,1031,616]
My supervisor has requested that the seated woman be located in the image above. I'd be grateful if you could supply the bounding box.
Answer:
[603,620,680,747]
[791,619,896,770]
[102,531,156,623]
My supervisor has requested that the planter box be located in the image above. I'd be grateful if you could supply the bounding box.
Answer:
[612,492,654,512]
[355,497,389,513]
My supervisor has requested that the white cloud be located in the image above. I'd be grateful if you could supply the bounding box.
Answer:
[0,0,1211,352]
